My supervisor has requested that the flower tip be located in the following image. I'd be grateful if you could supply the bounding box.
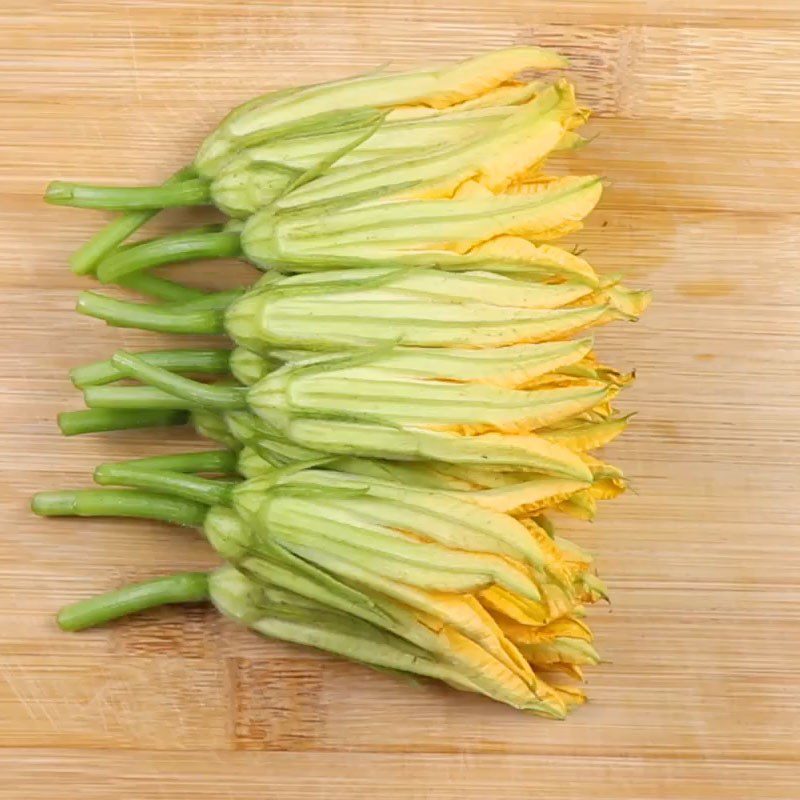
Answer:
[523,45,569,70]
[532,698,569,720]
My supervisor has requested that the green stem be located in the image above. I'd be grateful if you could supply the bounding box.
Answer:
[45,178,211,211]
[96,227,241,284]
[174,289,245,311]
[119,273,207,303]
[111,351,248,410]
[57,572,210,632]
[84,386,196,410]
[109,449,237,474]
[94,464,235,505]
[68,166,197,275]
[76,291,223,334]
[70,349,231,388]
[57,408,189,436]
[31,489,208,527]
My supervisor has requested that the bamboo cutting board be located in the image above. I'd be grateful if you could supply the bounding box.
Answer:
[1,2,799,797]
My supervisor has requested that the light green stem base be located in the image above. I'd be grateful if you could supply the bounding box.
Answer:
[96,227,241,285]
[57,408,189,436]
[94,464,235,505]
[31,489,207,527]
[111,351,247,410]
[71,349,231,388]
[68,166,197,275]
[57,572,210,631]
[110,450,237,474]
[76,292,224,334]
[45,178,210,211]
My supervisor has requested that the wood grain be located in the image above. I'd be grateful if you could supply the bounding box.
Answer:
[1,1,799,797]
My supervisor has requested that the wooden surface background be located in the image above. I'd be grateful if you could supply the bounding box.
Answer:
[2,1,799,797]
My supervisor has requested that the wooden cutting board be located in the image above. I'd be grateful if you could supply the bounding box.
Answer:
[2,2,799,797]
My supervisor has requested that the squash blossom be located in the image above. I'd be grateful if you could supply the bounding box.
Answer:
[38,46,651,716]
[44,47,572,274]
[34,459,607,717]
